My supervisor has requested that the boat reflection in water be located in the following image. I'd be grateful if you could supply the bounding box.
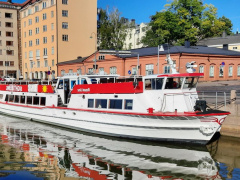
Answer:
[0,115,221,180]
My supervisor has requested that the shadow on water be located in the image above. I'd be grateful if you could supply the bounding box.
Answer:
[0,115,239,179]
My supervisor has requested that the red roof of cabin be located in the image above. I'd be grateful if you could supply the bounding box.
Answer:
[157,73,204,77]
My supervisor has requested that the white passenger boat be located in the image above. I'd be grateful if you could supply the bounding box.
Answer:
[0,60,229,144]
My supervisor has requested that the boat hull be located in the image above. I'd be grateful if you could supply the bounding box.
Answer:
[0,102,226,144]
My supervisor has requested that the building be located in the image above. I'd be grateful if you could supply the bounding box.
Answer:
[197,32,240,52]
[0,0,22,79]
[124,22,148,50]
[20,0,97,80]
[58,44,240,82]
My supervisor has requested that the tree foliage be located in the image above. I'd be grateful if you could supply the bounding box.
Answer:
[141,0,233,46]
[98,8,132,50]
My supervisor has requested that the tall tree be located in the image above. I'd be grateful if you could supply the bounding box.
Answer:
[142,0,233,46]
[98,8,131,50]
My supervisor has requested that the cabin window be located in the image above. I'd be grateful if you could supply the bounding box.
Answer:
[109,99,122,109]
[145,78,164,90]
[58,80,63,89]
[20,96,25,104]
[95,99,107,108]
[0,94,3,100]
[14,95,20,103]
[124,99,133,110]
[71,80,76,89]
[5,95,8,102]
[183,77,198,89]
[40,97,46,106]
[9,95,14,102]
[33,97,40,105]
[27,96,32,105]
[165,78,183,89]
[91,79,97,84]
[81,78,87,84]
[88,99,94,108]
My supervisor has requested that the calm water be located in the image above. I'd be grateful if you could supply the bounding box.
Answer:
[0,115,239,180]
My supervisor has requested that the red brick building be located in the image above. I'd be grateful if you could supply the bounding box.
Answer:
[57,45,240,82]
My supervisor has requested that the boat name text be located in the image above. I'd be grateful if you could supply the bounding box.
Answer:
[6,85,22,92]
[77,88,90,92]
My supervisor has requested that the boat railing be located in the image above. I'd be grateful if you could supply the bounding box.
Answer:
[0,80,55,86]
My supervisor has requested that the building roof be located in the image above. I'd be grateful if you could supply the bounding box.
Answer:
[0,0,22,7]
[118,45,240,58]
[197,34,240,46]
[57,56,89,66]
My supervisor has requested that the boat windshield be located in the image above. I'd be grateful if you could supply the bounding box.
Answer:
[165,77,184,89]
[145,78,164,90]
[183,77,198,89]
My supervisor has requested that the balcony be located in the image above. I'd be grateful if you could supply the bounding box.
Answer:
[29,57,33,61]
[36,56,40,60]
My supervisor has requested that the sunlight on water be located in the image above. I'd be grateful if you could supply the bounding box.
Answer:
[0,115,239,180]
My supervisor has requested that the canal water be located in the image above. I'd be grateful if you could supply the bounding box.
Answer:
[0,115,239,180]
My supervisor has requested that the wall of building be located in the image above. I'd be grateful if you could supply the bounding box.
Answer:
[0,6,20,78]
[58,51,240,82]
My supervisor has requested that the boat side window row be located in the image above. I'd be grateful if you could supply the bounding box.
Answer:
[88,99,133,110]
[5,94,46,106]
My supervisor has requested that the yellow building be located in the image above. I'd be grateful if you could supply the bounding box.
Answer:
[20,0,97,80]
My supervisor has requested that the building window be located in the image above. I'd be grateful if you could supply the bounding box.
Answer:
[5,13,12,18]
[6,41,13,46]
[43,13,47,20]
[199,65,204,73]
[29,40,32,47]
[164,65,170,74]
[24,32,26,38]
[62,22,68,29]
[132,67,137,75]
[229,66,233,76]
[98,55,105,60]
[219,66,224,77]
[6,32,13,37]
[77,68,81,75]
[51,23,54,30]
[35,6,39,12]
[52,60,54,66]
[29,51,33,58]
[43,48,47,56]
[36,49,40,57]
[35,27,39,34]
[62,10,68,17]
[42,2,47,9]
[51,0,54,5]
[35,16,39,23]
[23,11,26,18]
[0,50,2,55]
[25,52,27,59]
[99,67,104,74]
[51,47,54,54]
[210,66,214,77]
[24,21,26,27]
[43,25,47,32]
[51,11,54,17]
[28,19,32,25]
[44,60,48,67]
[29,30,32,36]
[62,0,68,4]
[28,9,32,15]
[37,61,40,68]
[146,64,154,75]
[25,42,27,48]
[62,35,68,41]
[43,37,47,44]
[88,68,93,74]
[5,22,13,28]
[69,69,73,73]
[6,50,14,55]
[110,66,117,74]
[36,39,40,45]
[0,40,2,46]
[61,70,65,76]
[238,66,240,76]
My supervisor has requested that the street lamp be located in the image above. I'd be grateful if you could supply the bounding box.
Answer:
[90,32,97,74]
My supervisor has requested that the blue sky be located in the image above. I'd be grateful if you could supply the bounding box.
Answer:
[7,0,240,32]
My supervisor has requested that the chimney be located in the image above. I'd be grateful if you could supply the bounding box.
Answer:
[223,44,228,50]
[222,31,227,38]
[185,41,190,48]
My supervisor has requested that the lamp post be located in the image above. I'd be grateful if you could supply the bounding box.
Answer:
[90,32,97,74]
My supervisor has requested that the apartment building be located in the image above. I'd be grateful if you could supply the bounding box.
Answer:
[0,1,21,79]
[20,0,97,80]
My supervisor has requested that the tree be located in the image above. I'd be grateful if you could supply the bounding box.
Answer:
[142,0,233,46]
[98,8,132,50]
